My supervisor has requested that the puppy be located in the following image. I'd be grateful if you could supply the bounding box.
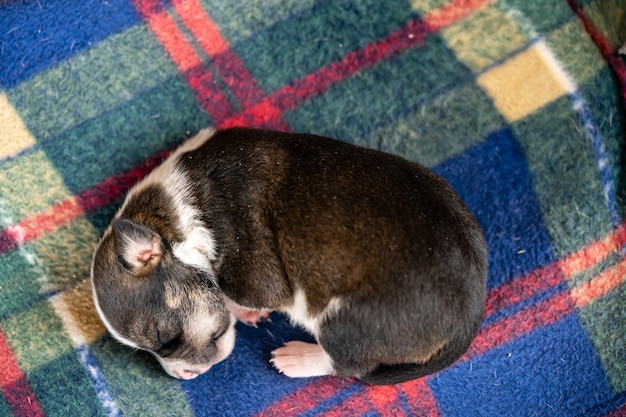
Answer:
[90,127,487,384]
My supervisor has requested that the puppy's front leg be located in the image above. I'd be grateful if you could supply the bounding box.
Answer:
[223,296,271,327]
[271,341,334,378]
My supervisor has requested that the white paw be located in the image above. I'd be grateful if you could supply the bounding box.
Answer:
[270,341,334,378]
[236,309,271,327]
[223,296,271,327]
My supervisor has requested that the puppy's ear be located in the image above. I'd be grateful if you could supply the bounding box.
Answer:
[111,218,163,275]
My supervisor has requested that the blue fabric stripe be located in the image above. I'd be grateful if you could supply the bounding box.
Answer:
[0,0,140,89]
[76,344,123,417]
[571,92,621,228]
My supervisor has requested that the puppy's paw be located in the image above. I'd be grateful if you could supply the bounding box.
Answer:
[235,309,271,327]
[270,341,333,378]
[223,297,272,327]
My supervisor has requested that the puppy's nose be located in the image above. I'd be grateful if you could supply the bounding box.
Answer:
[173,364,212,380]
[178,370,201,380]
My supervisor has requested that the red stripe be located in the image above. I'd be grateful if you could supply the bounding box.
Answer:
[319,385,408,417]
[221,0,494,129]
[424,0,493,29]
[184,65,235,124]
[398,379,441,417]
[172,0,266,107]
[365,385,406,417]
[0,200,85,255]
[484,263,566,317]
[0,151,168,257]
[280,374,441,417]
[0,327,45,417]
[220,18,431,129]
[219,99,287,131]
[557,222,626,277]
[77,150,170,213]
[8,199,83,247]
[256,377,354,416]
[171,0,289,130]
[132,0,235,124]
[319,391,377,417]
[171,0,229,56]
[603,402,626,417]
[485,222,626,318]
[571,257,626,308]
[464,291,574,359]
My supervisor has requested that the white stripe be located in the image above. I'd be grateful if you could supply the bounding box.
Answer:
[534,39,577,94]
[0,199,50,291]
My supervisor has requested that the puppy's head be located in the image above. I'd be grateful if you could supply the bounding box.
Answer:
[90,218,235,380]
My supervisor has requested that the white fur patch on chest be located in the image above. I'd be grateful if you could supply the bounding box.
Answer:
[288,289,342,338]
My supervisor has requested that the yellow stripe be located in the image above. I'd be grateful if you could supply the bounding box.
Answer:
[0,93,37,159]
[477,40,572,122]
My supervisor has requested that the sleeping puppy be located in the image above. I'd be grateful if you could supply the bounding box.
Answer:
[90,127,487,385]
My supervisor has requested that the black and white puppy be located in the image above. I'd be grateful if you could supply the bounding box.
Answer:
[90,127,487,385]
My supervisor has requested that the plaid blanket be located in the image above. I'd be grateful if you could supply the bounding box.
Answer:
[1,0,625,416]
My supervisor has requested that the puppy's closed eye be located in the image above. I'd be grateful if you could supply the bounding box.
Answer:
[211,327,227,344]
[156,329,182,355]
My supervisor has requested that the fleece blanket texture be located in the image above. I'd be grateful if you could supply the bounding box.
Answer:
[1,0,626,416]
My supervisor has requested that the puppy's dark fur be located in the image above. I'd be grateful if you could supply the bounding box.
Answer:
[91,128,487,385]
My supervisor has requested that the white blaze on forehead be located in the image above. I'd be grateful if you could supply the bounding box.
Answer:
[164,281,182,309]
[185,302,225,345]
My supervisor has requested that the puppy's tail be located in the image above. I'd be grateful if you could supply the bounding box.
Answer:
[358,339,469,385]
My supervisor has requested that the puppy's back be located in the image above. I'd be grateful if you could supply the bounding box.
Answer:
[182,128,487,383]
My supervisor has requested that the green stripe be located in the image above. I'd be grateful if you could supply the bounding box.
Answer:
[2,302,74,372]
[0,392,12,416]
[578,283,626,392]
[30,217,99,294]
[92,337,194,417]
[201,0,317,45]
[511,96,612,257]
[440,4,529,73]
[578,67,626,220]
[497,0,572,34]
[0,248,46,319]
[0,150,70,221]
[547,17,606,86]
[30,352,106,417]
[40,76,211,195]
[285,34,470,145]
[567,251,622,289]
[234,0,419,93]
[358,82,504,166]
[7,24,179,141]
